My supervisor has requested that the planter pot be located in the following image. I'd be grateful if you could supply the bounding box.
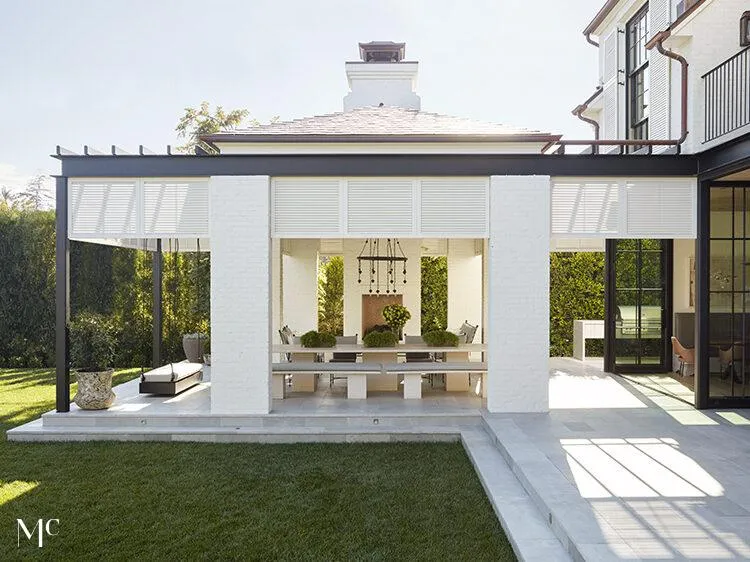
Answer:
[183,336,206,363]
[73,369,115,410]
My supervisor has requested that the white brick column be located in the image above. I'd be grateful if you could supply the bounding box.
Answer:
[487,176,550,413]
[209,175,271,415]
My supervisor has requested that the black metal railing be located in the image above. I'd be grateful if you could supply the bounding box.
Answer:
[703,47,750,143]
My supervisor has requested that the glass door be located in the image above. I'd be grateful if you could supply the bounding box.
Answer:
[605,239,673,373]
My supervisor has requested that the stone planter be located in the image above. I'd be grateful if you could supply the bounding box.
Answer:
[183,335,206,363]
[73,369,115,410]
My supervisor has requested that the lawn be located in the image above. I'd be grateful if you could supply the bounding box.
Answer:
[0,368,515,561]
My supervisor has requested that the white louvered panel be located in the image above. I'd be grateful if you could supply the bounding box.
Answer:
[420,178,488,236]
[347,180,413,235]
[602,29,619,84]
[551,179,618,235]
[649,54,669,141]
[272,179,340,236]
[626,179,696,237]
[69,180,137,236]
[143,180,209,236]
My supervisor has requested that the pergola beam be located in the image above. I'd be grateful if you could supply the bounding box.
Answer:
[152,239,163,368]
[57,153,699,178]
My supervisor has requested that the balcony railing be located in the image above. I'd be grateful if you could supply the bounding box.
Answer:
[703,47,750,143]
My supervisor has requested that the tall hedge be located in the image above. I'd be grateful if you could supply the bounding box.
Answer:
[549,252,605,357]
[0,207,209,367]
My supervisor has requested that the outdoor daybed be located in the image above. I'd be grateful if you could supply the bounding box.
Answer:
[139,362,203,395]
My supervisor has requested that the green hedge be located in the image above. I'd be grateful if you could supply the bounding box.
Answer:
[549,252,605,357]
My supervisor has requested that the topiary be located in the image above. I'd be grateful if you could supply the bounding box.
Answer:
[363,330,398,348]
[300,330,336,348]
[422,330,460,347]
[382,304,411,335]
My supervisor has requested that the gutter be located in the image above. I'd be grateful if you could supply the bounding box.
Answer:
[572,86,603,144]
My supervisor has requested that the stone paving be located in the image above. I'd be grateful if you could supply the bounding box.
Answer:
[486,357,750,561]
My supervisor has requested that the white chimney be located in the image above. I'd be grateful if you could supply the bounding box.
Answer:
[343,42,421,111]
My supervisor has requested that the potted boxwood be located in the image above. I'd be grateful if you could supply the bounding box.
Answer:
[422,330,460,347]
[300,330,336,348]
[382,304,411,339]
[363,330,398,348]
[70,312,117,410]
[183,332,207,363]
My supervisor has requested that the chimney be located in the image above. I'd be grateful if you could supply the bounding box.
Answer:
[343,41,421,111]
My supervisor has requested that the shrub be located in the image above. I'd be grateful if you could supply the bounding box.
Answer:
[299,330,336,348]
[70,312,116,372]
[363,330,398,348]
[363,324,391,337]
[422,330,460,347]
[382,304,411,334]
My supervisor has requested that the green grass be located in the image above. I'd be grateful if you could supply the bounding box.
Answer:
[0,368,515,561]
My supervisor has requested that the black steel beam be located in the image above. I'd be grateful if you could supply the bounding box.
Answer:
[57,153,699,178]
[698,132,750,180]
[152,239,163,368]
[695,180,710,409]
[55,176,70,412]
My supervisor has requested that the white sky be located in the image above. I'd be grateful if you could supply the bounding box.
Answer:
[0,0,602,191]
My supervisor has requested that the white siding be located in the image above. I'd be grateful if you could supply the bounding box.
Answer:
[601,29,621,142]
[626,178,696,237]
[143,179,209,236]
[551,179,619,235]
[649,0,671,143]
[272,179,340,236]
[421,178,488,235]
[347,179,414,235]
[69,179,138,236]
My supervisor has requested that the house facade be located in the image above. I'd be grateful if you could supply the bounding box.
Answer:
[52,3,750,417]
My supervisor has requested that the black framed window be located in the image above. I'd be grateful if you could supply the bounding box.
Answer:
[626,5,650,148]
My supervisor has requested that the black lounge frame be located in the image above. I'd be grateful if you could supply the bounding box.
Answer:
[138,368,202,396]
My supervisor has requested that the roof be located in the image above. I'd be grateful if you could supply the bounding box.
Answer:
[583,0,621,37]
[201,106,560,144]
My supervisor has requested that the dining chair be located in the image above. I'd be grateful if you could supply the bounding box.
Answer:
[719,344,744,382]
[329,335,358,387]
[671,336,695,376]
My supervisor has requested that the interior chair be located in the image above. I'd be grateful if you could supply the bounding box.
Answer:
[329,334,358,387]
[404,335,436,387]
[671,336,695,377]
[459,321,479,345]
[719,344,744,383]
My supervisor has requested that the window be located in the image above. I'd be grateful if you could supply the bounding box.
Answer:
[626,5,649,148]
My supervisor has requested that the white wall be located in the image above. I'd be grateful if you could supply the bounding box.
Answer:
[343,62,420,111]
[343,238,421,338]
[487,176,550,413]
[673,238,695,314]
[447,240,483,351]
[209,176,271,415]
[281,239,319,335]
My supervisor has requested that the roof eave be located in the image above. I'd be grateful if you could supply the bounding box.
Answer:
[201,133,563,144]
[583,0,621,37]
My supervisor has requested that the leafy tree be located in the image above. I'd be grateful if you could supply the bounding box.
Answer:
[175,101,253,154]
[17,174,52,210]
[318,256,344,336]
[1,187,18,211]
[421,257,448,333]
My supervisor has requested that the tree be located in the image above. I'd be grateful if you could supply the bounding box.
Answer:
[318,256,344,336]
[0,187,17,212]
[175,101,253,154]
[17,174,52,210]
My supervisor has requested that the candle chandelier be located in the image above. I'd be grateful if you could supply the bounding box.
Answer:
[357,238,407,294]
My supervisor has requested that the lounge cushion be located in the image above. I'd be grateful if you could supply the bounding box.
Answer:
[141,362,203,383]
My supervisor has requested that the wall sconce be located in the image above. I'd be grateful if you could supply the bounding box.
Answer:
[741,11,750,47]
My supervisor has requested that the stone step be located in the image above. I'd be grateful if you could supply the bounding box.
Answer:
[461,428,570,562]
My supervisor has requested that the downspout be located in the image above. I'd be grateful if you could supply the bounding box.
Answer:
[585,32,599,48]
[648,30,689,145]
[572,86,603,141]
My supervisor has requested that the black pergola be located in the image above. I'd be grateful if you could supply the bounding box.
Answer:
[52,136,750,411]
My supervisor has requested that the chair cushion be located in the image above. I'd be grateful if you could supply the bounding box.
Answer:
[142,362,203,382]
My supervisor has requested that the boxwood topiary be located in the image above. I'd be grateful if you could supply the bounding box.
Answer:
[300,330,336,348]
[363,330,398,348]
[422,330,460,347]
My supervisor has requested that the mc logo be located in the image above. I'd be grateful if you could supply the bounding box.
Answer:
[17,518,59,547]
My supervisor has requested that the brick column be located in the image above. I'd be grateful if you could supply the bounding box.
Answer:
[487,176,550,413]
[209,176,271,415]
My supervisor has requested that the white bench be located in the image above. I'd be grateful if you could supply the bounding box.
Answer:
[382,362,488,399]
[271,362,381,399]
[573,320,604,361]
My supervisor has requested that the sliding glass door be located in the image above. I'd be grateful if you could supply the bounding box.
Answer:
[605,239,673,373]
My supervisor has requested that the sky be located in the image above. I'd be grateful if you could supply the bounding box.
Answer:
[0,0,602,192]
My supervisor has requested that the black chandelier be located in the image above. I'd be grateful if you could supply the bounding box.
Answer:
[357,238,407,294]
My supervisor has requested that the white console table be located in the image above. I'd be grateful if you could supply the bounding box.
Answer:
[573,320,604,361]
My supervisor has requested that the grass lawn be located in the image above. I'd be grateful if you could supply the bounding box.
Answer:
[0,368,515,561]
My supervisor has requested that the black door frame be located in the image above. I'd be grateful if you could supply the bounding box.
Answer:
[604,238,674,374]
